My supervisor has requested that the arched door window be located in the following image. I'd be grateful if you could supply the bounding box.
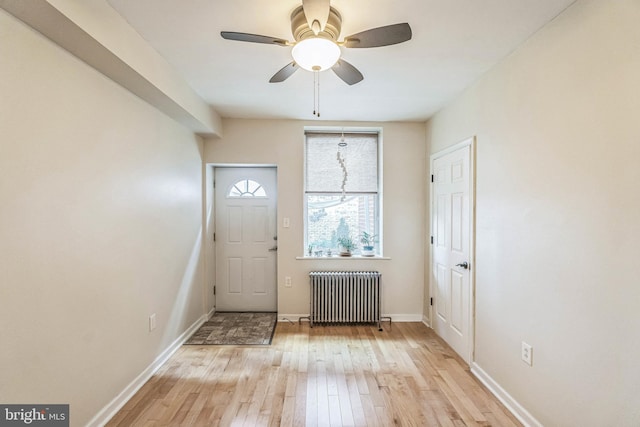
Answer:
[227,179,267,198]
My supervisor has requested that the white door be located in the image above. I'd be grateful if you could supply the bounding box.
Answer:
[431,140,474,363]
[215,167,277,311]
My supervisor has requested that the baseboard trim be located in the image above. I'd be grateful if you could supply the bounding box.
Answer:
[87,313,209,427]
[277,314,423,323]
[384,314,422,322]
[277,314,307,322]
[471,362,542,427]
[421,314,430,327]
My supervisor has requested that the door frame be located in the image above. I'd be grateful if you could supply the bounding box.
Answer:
[207,163,278,313]
[429,136,476,364]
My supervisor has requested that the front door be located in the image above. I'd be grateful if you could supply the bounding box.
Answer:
[431,139,474,363]
[215,167,277,311]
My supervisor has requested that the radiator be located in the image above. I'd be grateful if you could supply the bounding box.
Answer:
[304,271,389,330]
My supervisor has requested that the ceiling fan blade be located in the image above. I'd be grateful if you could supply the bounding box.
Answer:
[331,59,363,85]
[343,23,412,48]
[269,62,299,83]
[221,31,289,46]
[302,0,330,34]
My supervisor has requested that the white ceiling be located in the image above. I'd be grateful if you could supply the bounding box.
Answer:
[106,0,576,122]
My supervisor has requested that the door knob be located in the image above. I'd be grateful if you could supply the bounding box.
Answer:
[269,246,278,252]
[456,262,469,269]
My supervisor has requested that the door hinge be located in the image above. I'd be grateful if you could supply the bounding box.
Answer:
[431,174,434,183]
[430,236,434,244]
[430,297,433,306]
[213,286,216,296]
[213,232,216,242]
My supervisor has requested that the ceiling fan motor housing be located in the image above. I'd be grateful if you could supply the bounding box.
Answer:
[291,6,342,42]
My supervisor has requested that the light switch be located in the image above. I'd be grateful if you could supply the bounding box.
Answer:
[283,217,290,228]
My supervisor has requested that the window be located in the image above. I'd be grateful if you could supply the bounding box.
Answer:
[304,131,380,256]
[227,179,267,198]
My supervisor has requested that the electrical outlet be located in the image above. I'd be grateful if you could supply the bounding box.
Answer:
[284,277,292,288]
[521,341,533,366]
[149,313,156,332]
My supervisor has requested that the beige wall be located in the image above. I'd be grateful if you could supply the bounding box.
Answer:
[426,0,640,425]
[0,10,206,426]
[204,119,427,319]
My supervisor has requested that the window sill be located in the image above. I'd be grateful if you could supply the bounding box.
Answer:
[296,256,391,260]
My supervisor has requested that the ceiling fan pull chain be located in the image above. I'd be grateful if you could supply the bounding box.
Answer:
[312,69,321,117]
[312,70,317,116]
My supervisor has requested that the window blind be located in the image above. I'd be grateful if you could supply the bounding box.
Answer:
[305,132,378,193]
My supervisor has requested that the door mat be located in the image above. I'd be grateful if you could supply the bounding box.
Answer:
[184,312,277,345]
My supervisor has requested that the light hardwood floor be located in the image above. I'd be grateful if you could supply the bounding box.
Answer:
[107,322,521,426]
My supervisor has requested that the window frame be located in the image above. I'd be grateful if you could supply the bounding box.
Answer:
[303,127,383,257]
[226,178,268,198]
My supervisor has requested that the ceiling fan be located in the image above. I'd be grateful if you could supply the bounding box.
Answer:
[221,0,412,86]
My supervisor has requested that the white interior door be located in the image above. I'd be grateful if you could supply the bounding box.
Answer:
[215,167,277,311]
[431,140,474,363]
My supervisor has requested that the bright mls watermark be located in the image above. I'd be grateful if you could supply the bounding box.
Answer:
[0,405,68,426]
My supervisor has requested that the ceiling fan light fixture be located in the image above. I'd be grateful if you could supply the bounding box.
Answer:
[292,37,340,72]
